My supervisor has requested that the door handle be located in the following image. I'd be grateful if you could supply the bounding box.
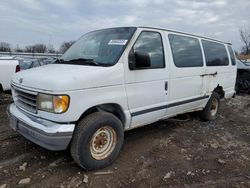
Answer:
[200,72,218,77]
[200,73,209,77]
[165,81,168,91]
[210,72,217,76]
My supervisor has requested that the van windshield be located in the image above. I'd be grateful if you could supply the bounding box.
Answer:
[60,27,136,66]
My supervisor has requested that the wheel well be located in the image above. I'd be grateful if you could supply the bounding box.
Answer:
[77,103,126,127]
[213,85,225,98]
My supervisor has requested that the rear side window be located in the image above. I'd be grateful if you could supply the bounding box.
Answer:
[168,34,203,67]
[202,40,229,66]
[228,45,236,65]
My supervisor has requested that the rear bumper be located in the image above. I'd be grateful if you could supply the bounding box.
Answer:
[7,103,75,151]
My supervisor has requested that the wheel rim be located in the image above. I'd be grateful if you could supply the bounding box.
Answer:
[210,98,218,116]
[90,126,117,160]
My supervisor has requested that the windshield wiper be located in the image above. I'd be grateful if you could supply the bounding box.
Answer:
[57,58,111,67]
[55,58,111,67]
[69,58,104,66]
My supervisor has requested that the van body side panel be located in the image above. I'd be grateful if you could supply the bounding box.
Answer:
[165,32,208,116]
[224,45,237,97]
[200,40,237,98]
[205,65,236,97]
[123,28,169,128]
[68,83,131,127]
[11,62,130,127]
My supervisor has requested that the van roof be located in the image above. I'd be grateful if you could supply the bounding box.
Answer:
[138,26,232,45]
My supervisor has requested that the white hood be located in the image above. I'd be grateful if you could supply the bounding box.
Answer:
[12,64,124,92]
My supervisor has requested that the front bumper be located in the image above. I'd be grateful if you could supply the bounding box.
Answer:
[7,103,75,151]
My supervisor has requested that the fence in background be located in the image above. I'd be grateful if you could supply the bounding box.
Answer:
[0,51,62,58]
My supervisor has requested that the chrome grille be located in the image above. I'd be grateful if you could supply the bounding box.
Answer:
[14,87,37,114]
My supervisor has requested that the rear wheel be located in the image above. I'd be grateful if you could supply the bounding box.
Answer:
[70,112,124,170]
[200,92,220,121]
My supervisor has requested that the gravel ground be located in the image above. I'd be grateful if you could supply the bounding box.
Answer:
[0,93,250,188]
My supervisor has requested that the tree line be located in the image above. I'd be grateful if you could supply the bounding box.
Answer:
[0,41,75,54]
[240,27,250,55]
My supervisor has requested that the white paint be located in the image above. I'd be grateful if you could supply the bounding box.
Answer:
[9,27,237,150]
[0,57,19,91]
[12,64,124,92]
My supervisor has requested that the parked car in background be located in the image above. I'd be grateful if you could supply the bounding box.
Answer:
[236,59,250,93]
[0,56,20,92]
[40,58,56,65]
[19,58,42,70]
[18,57,55,70]
[0,56,56,92]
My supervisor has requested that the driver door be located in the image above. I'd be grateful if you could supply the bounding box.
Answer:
[124,29,169,128]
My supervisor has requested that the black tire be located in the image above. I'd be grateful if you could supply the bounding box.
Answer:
[70,111,124,170]
[0,84,3,93]
[200,92,220,121]
[235,72,240,93]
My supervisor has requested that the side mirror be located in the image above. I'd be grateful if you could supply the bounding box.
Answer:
[129,51,151,69]
[135,52,151,68]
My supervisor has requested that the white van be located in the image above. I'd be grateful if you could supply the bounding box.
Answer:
[8,27,237,170]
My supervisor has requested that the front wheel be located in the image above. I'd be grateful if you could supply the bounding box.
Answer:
[200,92,220,121]
[70,112,124,170]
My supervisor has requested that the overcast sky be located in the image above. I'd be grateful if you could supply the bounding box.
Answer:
[0,0,249,51]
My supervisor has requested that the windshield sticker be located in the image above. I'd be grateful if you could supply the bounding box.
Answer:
[108,39,128,45]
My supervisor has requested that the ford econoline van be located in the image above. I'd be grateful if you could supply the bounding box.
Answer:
[8,27,237,170]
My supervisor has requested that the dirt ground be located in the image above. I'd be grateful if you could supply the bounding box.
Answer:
[0,93,250,188]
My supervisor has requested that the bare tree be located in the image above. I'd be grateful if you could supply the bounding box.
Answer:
[25,45,34,53]
[59,41,75,53]
[239,27,250,55]
[0,42,11,52]
[33,43,47,53]
[25,43,47,53]
[47,44,56,53]
[14,45,24,52]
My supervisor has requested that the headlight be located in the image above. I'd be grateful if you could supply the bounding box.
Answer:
[37,93,69,113]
